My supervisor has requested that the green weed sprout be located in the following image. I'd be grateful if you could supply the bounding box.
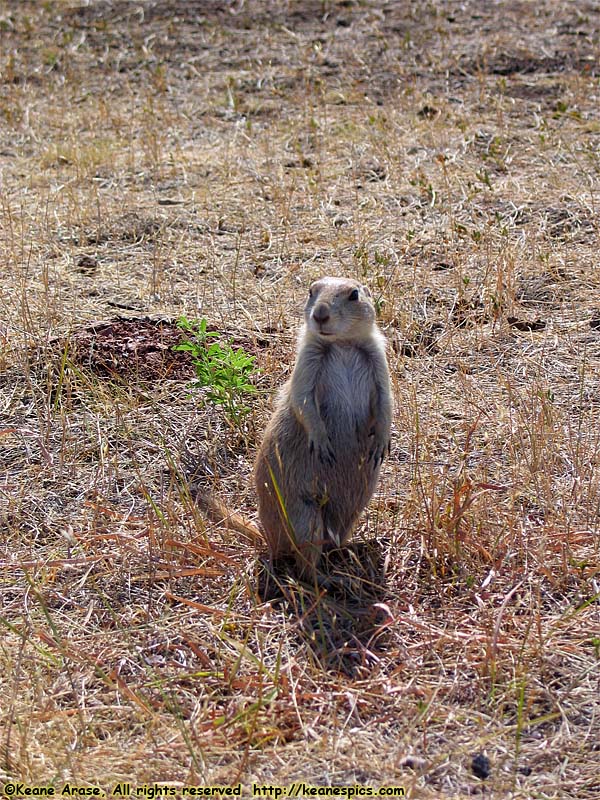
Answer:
[174,316,257,426]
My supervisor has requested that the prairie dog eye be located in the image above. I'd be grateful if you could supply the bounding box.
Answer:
[348,288,359,301]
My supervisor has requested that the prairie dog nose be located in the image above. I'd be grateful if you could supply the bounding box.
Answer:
[312,303,330,324]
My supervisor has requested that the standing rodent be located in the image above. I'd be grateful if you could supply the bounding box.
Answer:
[254,276,392,573]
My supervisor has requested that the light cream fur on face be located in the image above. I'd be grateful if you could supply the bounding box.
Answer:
[254,276,392,574]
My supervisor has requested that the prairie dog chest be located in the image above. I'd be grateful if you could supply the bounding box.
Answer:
[316,343,374,420]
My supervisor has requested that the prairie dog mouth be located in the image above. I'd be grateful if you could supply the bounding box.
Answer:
[308,320,333,336]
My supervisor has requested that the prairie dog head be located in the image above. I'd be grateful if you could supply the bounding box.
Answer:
[304,277,376,342]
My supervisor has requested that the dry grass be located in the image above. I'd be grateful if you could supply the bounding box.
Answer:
[1,1,599,797]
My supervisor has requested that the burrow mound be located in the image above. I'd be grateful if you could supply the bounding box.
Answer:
[64,317,196,382]
[59,317,268,383]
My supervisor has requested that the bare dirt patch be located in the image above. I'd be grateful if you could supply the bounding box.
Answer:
[63,317,195,381]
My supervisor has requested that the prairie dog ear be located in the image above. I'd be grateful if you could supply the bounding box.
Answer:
[362,285,372,298]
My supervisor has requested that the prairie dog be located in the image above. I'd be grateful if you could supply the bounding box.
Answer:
[254,276,392,572]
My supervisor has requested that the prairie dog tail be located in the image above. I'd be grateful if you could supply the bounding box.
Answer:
[196,491,263,544]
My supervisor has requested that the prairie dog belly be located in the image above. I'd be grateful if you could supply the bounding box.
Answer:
[316,344,374,438]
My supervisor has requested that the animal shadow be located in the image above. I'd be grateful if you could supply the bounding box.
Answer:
[256,538,391,674]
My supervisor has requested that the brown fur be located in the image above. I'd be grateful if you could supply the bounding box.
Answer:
[254,276,392,573]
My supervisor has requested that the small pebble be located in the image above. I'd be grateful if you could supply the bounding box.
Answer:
[471,752,491,780]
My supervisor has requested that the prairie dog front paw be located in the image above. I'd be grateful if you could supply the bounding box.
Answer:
[308,432,336,466]
[368,426,391,465]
